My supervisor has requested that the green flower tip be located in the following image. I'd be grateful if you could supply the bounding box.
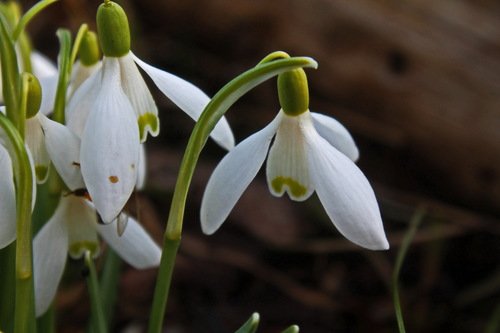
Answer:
[278,68,309,116]
[23,72,42,118]
[96,0,130,57]
[79,30,101,66]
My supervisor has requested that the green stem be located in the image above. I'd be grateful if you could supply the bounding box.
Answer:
[392,207,426,333]
[98,248,122,331]
[0,15,21,129]
[0,113,35,333]
[70,24,89,66]
[36,305,55,333]
[84,251,106,333]
[52,29,72,124]
[147,54,317,333]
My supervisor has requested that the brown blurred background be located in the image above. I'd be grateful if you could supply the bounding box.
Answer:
[23,0,500,332]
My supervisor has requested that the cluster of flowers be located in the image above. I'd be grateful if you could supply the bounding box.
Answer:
[0,0,388,318]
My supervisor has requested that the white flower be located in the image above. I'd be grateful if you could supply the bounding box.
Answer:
[200,110,389,250]
[65,51,235,223]
[33,194,162,316]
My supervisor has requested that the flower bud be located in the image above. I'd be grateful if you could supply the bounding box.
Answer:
[96,1,130,57]
[277,68,309,116]
[23,72,42,119]
[79,30,101,66]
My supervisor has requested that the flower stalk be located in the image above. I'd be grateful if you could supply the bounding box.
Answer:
[147,54,317,333]
[0,112,35,333]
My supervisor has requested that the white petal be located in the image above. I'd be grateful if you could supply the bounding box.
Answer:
[0,144,16,249]
[69,60,102,96]
[33,206,69,316]
[66,66,101,137]
[64,196,100,259]
[31,52,58,78]
[25,115,50,183]
[39,113,85,191]
[97,215,161,269]
[119,53,159,142]
[306,131,389,250]
[135,144,146,190]
[200,115,280,234]
[80,58,140,223]
[132,53,235,150]
[266,111,314,201]
[311,112,359,162]
[26,146,38,211]
[38,75,58,116]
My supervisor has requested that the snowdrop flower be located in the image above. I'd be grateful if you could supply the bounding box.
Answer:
[65,1,234,223]
[33,194,162,316]
[201,68,389,250]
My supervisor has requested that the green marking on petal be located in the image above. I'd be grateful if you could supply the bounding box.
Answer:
[271,176,307,198]
[138,112,159,141]
[35,165,48,182]
[69,241,99,259]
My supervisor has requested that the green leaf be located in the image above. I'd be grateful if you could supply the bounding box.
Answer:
[235,313,260,333]
[281,325,300,333]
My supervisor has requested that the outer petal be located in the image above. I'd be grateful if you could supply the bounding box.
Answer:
[25,115,50,183]
[96,215,161,269]
[266,111,314,201]
[0,144,16,249]
[118,53,159,142]
[132,53,235,150]
[306,131,389,250]
[311,112,359,162]
[135,143,146,190]
[38,75,58,116]
[70,60,102,96]
[66,66,101,137]
[39,113,85,191]
[80,58,140,223]
[200,115,281,234]
[33,205,69,316]
[31,51,58,78]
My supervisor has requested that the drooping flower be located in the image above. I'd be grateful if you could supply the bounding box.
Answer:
[33,194,162,316]
[65,1,234,223]
[201,68,389,250]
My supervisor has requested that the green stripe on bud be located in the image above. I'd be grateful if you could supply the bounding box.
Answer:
[23,72,41,119]
[79,30,101,66]
[277,68,309,116]
[96,1,130,57]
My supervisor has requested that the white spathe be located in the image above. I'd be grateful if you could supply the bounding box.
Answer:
[200,110,389,250]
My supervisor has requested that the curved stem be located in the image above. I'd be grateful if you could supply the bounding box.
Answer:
[147,54,317,333]
[0,113,35,333]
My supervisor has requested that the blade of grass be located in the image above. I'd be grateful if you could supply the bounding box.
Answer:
[392,206,426,333]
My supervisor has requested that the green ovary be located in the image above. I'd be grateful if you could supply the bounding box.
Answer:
[138,113,159,141]
[69,241,99,259]
[271,176,307,198]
